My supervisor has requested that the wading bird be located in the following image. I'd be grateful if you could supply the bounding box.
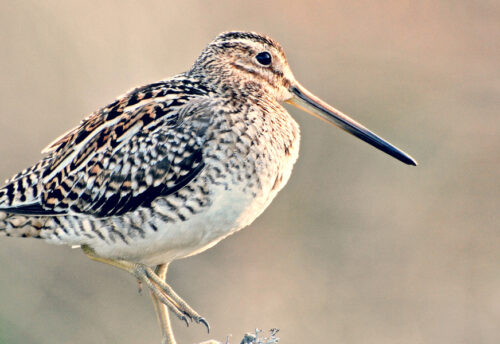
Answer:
[0,31,416,343]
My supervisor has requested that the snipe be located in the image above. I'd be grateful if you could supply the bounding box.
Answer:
[0,31,416,343]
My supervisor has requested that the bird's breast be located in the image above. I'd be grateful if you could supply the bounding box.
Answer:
[88,101,301,265]
[203,100,301,206]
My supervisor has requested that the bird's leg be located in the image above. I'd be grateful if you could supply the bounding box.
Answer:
[150,264,176,344]
[81,245,209,333]
[143,263,210,331]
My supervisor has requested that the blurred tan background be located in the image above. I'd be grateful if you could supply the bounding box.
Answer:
[0,1,498,343]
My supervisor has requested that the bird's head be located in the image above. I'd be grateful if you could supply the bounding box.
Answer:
[191,31,295,102]
[192,31,417,166]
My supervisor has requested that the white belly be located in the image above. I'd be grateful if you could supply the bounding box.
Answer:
[145,183,268,265]
[87,175,276,266]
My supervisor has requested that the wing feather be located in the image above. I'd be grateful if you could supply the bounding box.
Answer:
[0,80,214,217]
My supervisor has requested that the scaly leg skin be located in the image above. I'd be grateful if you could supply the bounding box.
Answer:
[81,245,209,341]
[151,264,176,344]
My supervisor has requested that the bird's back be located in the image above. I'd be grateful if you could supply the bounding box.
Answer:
[0,76,208,234]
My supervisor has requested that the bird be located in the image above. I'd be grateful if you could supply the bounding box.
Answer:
[0,31,417,344]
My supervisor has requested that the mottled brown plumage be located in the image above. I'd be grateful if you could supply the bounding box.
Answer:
[0,31,416,344]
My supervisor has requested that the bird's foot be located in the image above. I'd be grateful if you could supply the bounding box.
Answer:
[134,264,210,333]
[81,245,209,333]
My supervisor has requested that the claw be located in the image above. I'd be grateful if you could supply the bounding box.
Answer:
[198,317,210,333]
[180,315,190,328]
[130,263,209,334]
[182,311,193,323]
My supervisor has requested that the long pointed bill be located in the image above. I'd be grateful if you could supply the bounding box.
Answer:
[287,83,417,166]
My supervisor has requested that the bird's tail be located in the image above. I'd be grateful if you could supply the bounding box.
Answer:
[0,212,44,238]
[0,156,53,238]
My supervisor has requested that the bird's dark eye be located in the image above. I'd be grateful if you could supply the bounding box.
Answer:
[256,52,272,66]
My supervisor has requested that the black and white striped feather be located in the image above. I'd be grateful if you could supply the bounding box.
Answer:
[0,78,214,222]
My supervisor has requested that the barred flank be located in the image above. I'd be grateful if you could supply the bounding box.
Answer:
[0,212,43,238]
